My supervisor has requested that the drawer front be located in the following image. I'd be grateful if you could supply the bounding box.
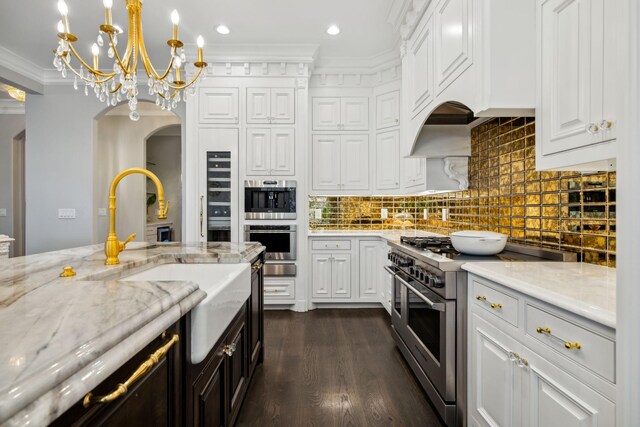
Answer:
[471,278,519,327]
[311,240,351,251]
[264,278,295,300]
[525,304,615,382]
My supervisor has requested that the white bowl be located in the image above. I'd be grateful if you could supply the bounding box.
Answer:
[450,231,508,255]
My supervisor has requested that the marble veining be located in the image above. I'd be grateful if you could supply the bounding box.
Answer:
[462,261,616,328]
[0,241,264,426]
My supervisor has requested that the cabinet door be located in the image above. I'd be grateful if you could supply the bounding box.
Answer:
[341,97,369,130]
[332,253,352,298]
[403,157,427,190]
[271,88,295,124]
[270,128,295,176]
[312,97,341,130]
[524,352,615,427]
[470,314,520,427]
[376,91,400,129]
[375,131,400,190]
[249,265,263,372]
[199,88,239,124]
[312,135,342,191]
[340,135,370,191]
[312,253,333,298]
[408,11,435,117]
[246,129,271,176]
[246,88,270,124]
[194,353,226,427]
[434,0,473,94]
[227,316,249,426]
[359,241,381,300]
[539,0,603,156]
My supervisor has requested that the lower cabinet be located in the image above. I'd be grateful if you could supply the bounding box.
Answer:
[311,252,352,299]
[469,274,616,427]
[51,321,184,427]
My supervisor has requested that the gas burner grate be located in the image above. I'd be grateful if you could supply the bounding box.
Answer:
[400,236,459,254]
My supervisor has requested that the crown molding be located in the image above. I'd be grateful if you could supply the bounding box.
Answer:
[0,99,25,115]
[398,0,432,41]
[387,0,412,33]
[309,48,401,88]
[188,43,319,64]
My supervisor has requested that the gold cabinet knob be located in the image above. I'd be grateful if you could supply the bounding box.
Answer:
[60,266,77,277]
[490,303,503,309]
[564,341,582,350]
[476,295,487,301]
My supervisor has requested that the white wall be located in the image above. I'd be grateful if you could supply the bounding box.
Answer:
[25,87,185,255]
[0,114,25,256]
[146,130,182,241]
[94,111,180,243]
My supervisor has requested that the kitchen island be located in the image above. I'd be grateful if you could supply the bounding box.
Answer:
[0,241,265,427]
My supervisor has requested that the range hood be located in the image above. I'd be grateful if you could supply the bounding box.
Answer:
[410,102,489,194]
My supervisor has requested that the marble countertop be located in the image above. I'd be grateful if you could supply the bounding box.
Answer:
[462,262,616,328]
[0,241,264,426]
[308,229,445,244]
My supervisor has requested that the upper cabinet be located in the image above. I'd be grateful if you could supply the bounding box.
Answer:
[376,91,401,130]
[246,128,295,176]
[312,97,369,131]
[375,131,401,190]
[312,134,369,192]
[536,0,617,171]
[433,0,473,95]
[406,12,435,119]
[246,88,295,124]
[199,88,239,124]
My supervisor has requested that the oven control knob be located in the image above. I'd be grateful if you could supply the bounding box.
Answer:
[430,276,444,288]
[409,267,415,275]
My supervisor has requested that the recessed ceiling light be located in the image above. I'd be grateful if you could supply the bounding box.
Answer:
[327,25,340,36]
[216,25,230,35]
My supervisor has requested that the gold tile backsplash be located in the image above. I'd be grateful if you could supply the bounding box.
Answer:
[309,117,616,267]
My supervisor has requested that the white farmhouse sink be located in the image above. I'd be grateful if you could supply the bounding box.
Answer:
[122,263,251,364]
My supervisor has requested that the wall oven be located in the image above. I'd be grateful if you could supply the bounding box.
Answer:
[244,225,297,261]
[244,180,296,220]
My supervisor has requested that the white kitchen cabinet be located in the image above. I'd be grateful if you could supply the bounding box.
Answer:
[403,157,427,191]
[434,0,473,95]
[199,88,239,124]
[311,252,351,299]
[375,131,400,190]
[468,274,616,427]
[358,241,381,300]
[312,134,369,192]
[312,97,369,131]
[246,128,295,176]
[246,88,295,124]
[537,0,617,170]
[340,135,370,191]
[376,91,400,130]
[406,11,435,118]
[264,278,296,301]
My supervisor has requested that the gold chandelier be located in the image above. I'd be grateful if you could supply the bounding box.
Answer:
[53,0,208,120]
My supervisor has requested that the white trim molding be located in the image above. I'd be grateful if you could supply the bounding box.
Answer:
[0,99,25,114]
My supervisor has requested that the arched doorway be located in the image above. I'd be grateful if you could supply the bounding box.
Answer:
[93,102,182,244]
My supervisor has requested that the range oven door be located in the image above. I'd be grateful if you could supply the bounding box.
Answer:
[243,225,297,261]
[388,266,456,403]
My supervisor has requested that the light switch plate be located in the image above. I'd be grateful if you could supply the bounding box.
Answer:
[58,208,76,219]
[423,209,428,220]
[442,208,448,222]
[98,208,107,217]
[0,208,6,217]
[381,208,388,219]
[314,208,322,219]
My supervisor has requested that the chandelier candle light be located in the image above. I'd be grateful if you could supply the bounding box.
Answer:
[53,0,208,121]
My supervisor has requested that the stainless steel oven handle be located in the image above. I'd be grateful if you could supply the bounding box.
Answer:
[393,271,445,312]
[383,265,398,275]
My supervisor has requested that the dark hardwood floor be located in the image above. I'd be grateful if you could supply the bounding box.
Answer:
[236,308,446,427]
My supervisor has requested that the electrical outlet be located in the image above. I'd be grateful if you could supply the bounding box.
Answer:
[423,209,428,220]
[381,208,388,219]
[0,208,6,217]
[314,208,322,219]
[98,208,107,217]
[58,208,77,219]
[442,208,448,222]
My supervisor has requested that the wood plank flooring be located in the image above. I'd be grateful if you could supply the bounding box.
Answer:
[236,309,446,427]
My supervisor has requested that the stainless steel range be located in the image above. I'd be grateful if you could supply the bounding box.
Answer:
[385,236,576,427]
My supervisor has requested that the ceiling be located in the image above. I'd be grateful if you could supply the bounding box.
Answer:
[0,0,399,70]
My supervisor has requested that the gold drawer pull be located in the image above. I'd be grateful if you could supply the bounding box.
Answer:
[536,327,582,350]
[476,295,503,310]
[83,333,179,408]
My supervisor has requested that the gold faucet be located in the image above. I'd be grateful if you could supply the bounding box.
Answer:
[105,168,170,265]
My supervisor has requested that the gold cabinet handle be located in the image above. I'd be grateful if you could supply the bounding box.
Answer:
[83,333,179,408]
[252,263,264,271]
[476,295,503,310]
[536,327,581,350]
[199,195,205,238]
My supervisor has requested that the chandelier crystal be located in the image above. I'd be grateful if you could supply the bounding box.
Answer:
[53,0,208,121]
